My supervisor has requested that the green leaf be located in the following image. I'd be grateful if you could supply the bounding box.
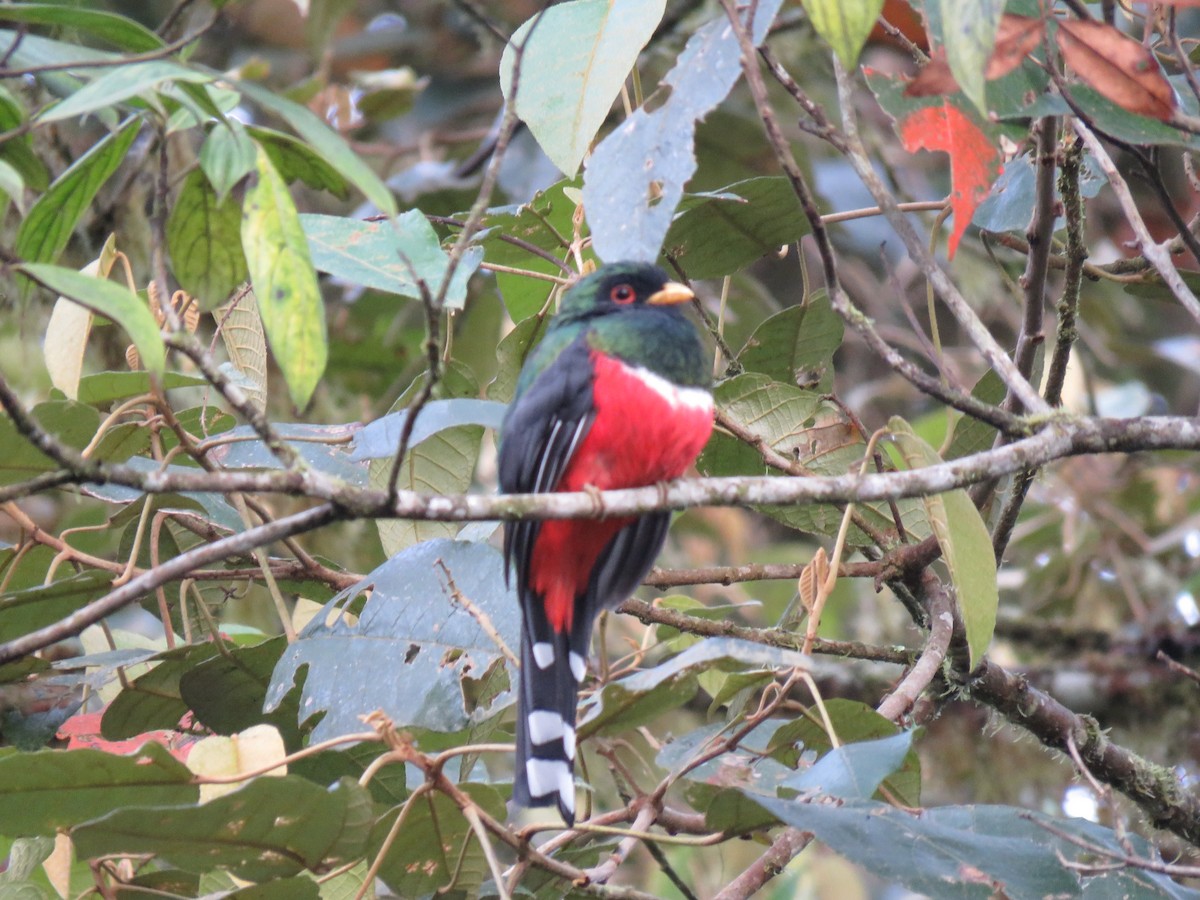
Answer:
[784,732,913,800]
[62,370,208,406]
[374,425,483,553]
[743,798,1161,898]
[370,784,506,898]
[487,313,550,402]
[944,369,1006,461]
[500,0,666,176]
[101,644,222,740]
[803,0,885,69]
[938,0,1005,114]
[663,177,812,279]
[237,79,395,215]
[581,637,808,736]
[766,698,921,805]
[736,291,843,385]
[475,178,579,321]
[167,168,249,310]
[699,374,867,539]
[0,5,162,52]
[0,742,196,836]
[0,86,47,191]
[18,263,165,376]
[0,399,99,486]
[890,418,998,668]
[179,638,300,741]
[247,126,351,199]
[300,211,481,310]
[37,61,211,124]
[72,776,372,881]
[368,366,487,551]
[0,159,25,216]
[0,571,111,644]
[15,119,140,269]
[200,120,257,203]
[242,146,327,408]
[266,540,521,740]
[582,0,782,262]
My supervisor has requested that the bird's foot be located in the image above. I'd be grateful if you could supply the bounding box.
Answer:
[583,483,605,516]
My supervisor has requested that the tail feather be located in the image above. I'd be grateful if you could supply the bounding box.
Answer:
[514,628,582,825]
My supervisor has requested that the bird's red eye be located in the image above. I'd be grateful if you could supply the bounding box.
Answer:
[610,284,635,304]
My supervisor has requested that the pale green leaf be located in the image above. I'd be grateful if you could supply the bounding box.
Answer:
[200,120,256,203]
[241,147,327,408]
[300,212,480,310]
[802,0,886,69]
[0,159,25,215]
[500,0,666,176]
[889,418,998,668]
[36,61,211,124]
[940,0,1005,114]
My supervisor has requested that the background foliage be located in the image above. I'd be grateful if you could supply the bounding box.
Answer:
[3,0,1200,897]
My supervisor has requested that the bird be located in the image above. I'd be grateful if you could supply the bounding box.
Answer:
[498,261,714,825]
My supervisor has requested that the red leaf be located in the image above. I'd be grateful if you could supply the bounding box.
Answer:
[57,711,193,761]
[1056,18,1177,120]
[898,104,1000,258]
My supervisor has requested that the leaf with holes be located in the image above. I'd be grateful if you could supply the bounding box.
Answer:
[71,776,372,881]
[0,742,196,836]
[265,540,521,740]
[583,0,783,262]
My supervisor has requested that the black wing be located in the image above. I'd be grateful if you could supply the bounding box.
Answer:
[497,335,596,595]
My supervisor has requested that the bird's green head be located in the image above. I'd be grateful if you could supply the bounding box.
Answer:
[557,262,694,321]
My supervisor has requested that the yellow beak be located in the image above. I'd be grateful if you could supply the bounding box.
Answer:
[646,282,695,306]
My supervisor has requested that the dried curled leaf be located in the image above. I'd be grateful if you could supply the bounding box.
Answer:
[1055,18,1176,121]
[147,282,200,333]
[798,547,830,615]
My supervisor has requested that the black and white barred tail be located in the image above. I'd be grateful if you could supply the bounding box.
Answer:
[513,627,585,824]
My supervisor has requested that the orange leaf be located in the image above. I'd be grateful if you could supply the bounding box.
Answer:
[898,103,1000,258]
[1056,18,1177,120]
